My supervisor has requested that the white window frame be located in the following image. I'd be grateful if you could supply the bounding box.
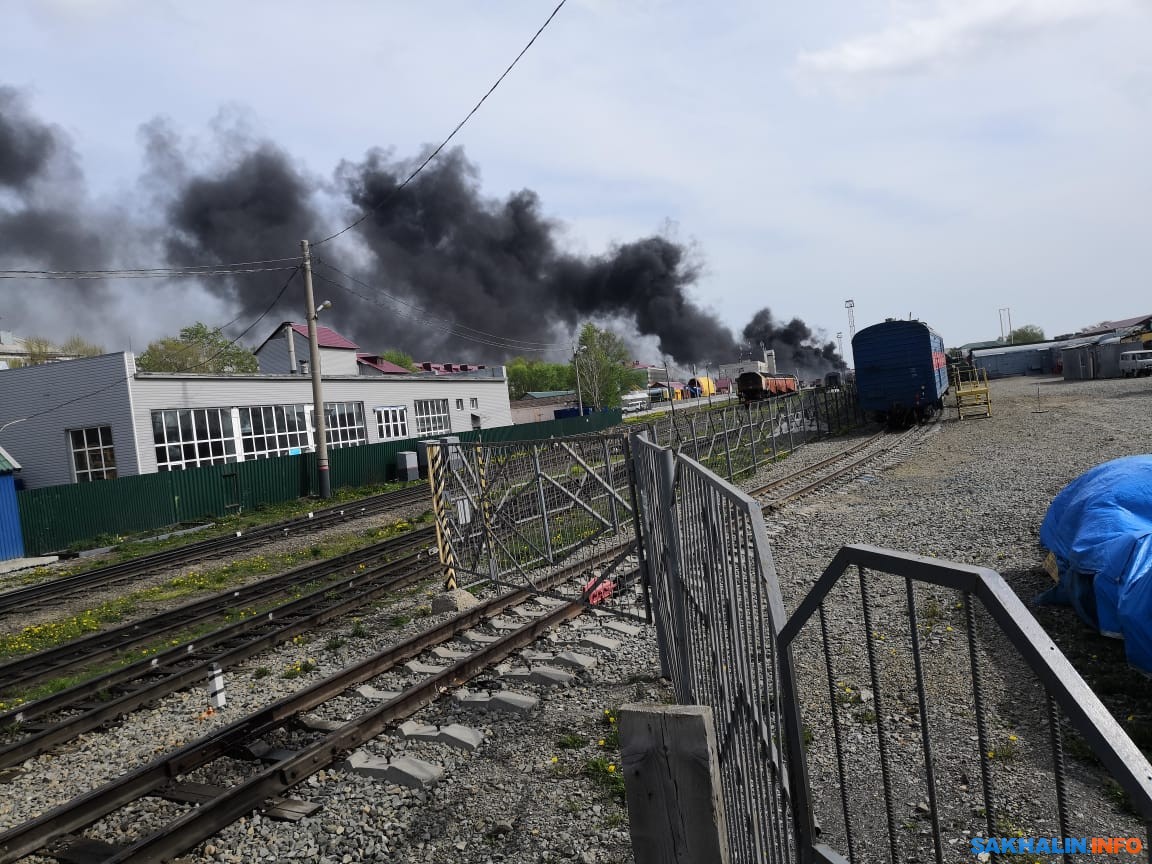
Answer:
[323,401,368,449]
[70,425,118,482]
[237,403,311,461]
[151,408,237,472]
[413,398,452,436]
[375,406,409,441]
[469,397,479,409]
[455,398,464,410]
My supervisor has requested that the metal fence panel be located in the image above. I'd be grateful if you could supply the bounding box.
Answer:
[14,412,626,554]
[637,387,862,483]
[633,435,1151,864]
[632,433,809,864]
[428,431,645,617]
[0,474,26,560]
[779,545,1152,864]
[18,471,177,555]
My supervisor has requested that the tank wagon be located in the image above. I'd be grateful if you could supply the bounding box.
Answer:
[852,319,948,425]
[736,372,799,402]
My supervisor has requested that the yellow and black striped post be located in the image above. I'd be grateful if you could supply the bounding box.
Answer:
[427,442,458,591]
[476,443,496,581]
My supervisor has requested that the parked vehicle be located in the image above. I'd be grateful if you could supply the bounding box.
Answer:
[1119,350,1152,377]
[621,391,651,413]
[852,319,948,426]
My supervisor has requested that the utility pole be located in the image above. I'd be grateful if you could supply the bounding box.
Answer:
[573,345,584,416]
[301,240,332,499]
[664,358,676,421]
[845,299,856,339]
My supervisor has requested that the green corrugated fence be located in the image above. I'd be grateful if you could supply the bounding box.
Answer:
[16,409,623,555]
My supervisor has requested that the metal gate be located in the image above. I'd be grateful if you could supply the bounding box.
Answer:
[426,434,647,619]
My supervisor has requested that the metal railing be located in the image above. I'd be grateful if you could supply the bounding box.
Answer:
[640,386,863,483]
[634,432,1152,863]
[782,545,1152,864]
[427,434,646,617]
[632,433,809,863]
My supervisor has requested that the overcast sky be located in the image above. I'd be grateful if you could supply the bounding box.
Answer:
[2,0,1150,354]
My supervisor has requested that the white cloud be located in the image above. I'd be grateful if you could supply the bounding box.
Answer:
[797,0,1140,78]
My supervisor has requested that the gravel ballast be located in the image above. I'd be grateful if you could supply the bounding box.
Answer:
[1,374,1149,862]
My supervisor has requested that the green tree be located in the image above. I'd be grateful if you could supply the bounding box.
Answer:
[380,349,419,372]
[61,335,105,357]
[1008,325,1045,344]
[572,324,646,409]
[506,357,574,400]
[137,322,258,374]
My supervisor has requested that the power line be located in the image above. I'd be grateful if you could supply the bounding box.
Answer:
[313,259,566,350]
[0,264,300,280]
[6,268,300,427]
[313,0,569,247]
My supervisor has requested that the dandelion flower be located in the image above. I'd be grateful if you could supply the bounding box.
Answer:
[607,764,616,773]
[550,756,558,764]
[1008,735,1018,742]
[598,739,605,747]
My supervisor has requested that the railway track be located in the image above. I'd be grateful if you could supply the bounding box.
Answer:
[0,547,633,864]
[751,425,931,510]
[0,535,441,771]
[0,484,431,617]
[0,525,437,696]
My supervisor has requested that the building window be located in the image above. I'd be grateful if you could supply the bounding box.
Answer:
[237,404,309,461]
[375,406,409,441]
[413,399,452,435]
[455,398,464,410]
[324,401,367,449]
[152,409,237,471]
[70,426,118,482]
[469,397,478,409]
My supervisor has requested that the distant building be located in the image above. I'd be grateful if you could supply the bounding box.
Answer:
[0,323,513,490]
[0,331,81,370]
[510,392,576,424]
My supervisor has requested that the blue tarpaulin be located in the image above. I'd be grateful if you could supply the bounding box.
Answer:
[1037,455,1152,676]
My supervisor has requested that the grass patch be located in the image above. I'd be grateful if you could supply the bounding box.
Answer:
[281,658,317,679]
[584,757,625,802]
[0,518,427,664]
[557,733,588,750]
[350,619,368,639]
[253,667,271,679]
[30,479,427,574]
[325,636,345,652]
[988,735,1019,761]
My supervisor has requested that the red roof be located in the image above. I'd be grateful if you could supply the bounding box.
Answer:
[289,322,359,350]
[356,354,411,375]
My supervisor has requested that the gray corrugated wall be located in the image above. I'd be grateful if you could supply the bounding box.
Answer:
[0,353,140,489]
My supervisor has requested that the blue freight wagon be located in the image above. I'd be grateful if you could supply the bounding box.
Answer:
[852,319,949,424]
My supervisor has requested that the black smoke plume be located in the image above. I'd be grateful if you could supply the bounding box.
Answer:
[1,85,845,373]
[741,308,847,379]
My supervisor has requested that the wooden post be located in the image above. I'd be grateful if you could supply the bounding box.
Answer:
[619,703,730,864]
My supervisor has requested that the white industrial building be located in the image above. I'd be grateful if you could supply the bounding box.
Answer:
[0,323,512,490]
